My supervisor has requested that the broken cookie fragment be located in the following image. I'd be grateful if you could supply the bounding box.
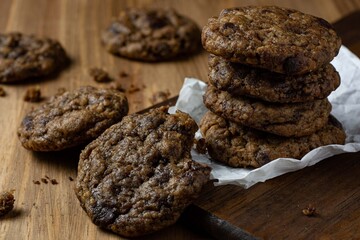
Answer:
[302,204,317,217]
[23,86,42,102]
[0,87,6,97]
[0,190,15,217]
[89,67,112,83]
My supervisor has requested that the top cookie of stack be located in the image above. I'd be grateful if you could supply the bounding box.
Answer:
[202,6,341,75]
[199,6,346,168]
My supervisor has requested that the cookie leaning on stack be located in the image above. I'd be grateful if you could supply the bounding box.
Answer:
[200,6,346,168]
[75,107,211,237]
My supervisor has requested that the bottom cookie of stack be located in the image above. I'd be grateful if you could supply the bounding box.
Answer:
[200,111,346,168]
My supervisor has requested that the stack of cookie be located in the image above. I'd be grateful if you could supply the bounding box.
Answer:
[199,6,346,168]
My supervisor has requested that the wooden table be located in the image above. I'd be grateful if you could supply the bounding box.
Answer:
[1,1,360,239]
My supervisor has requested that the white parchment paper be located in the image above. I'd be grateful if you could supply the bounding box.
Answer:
[169,46,360,188]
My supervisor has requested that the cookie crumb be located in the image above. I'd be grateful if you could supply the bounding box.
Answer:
[89,67,112,83]
[0,190,15,217]
[119,71,129,78]
[41,178,48,184]
[195,138,207,154]
[69,177,74,181]
[302,204,317,217]
[108,81,126,92]
[150,90,171,104]
[50,179,58,185]
[33,180,41,185]
[24,86,42,102]
[127,84,140,94]
[0,87,6,97]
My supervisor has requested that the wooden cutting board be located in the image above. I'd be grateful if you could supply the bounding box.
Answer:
[0,1,359,239]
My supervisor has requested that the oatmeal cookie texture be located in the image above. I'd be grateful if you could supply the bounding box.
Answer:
[203,85,331,137]
[202,6,341,74]
[208,54,340,103]
[0,32,68,83]
[200,111,346,168]
[75,107,210,237]
[17,86,128,151]
[102,8,201,61]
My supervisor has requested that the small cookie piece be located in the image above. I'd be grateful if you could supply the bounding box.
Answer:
[102,8,201,61]
[0,86,6,97]
[200,111,346,168]
[89,67,112,83]
[23,86,42,102]
[0,32,68,83]
[202,6,341,74]
[203,85,331,137]
[17,86,128,151]
[0,190,15,217]
[75,107,210,237]
[150,90,171,104]
[208,54,340,103]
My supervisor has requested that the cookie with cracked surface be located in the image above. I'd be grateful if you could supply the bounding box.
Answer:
[203,85,331,137]
[0,32,68,83]
[17,86,128,151]
[208,54,340,103]
[75,107,211,237]
[101,8,201,61]
[202,6,341,74]
[200,111,346,168]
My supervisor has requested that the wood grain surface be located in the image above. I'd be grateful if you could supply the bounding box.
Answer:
[0,1,360,240]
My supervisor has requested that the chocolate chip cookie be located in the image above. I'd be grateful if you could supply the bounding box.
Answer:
[203,85,331,137]
[0,32,68,83]
[75,107,210,237]
[200,111,346,168]
[101,8,201,61]
[17,86,128,151]
[208,54,340,103]
[202,6,341,74]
